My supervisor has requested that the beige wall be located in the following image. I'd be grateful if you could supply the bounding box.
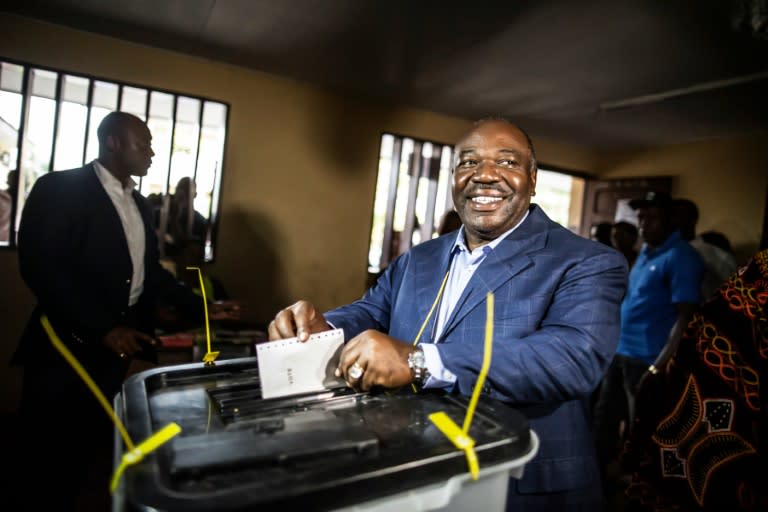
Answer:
[596,133,768,263]
[0,14,601,413]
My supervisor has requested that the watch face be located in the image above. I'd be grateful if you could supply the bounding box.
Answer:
[409,349,426,368]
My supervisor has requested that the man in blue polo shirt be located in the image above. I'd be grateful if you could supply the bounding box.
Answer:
[592,190,704,498]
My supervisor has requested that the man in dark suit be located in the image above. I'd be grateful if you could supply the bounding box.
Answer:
[12,111,239,510]
[268,118,628,511]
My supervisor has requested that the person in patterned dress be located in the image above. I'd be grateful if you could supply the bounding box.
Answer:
[621,248,768,511]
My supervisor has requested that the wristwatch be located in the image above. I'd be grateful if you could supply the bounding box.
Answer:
[407,346,430,387]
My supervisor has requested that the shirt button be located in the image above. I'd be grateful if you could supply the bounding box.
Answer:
[125,279,131,284]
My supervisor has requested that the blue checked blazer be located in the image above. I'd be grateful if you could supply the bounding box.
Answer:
[325,205,628,499]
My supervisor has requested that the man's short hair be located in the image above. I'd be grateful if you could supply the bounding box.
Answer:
[613,221,639,239]
[96,111,138,146]
[672,198,699,224]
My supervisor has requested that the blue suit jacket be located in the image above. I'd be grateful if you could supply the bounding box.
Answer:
[326,205,627,498]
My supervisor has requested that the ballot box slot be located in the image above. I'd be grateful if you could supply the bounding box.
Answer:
[138,360,261,394]
[153,369,253,390]
[208,384,358,423]
[206,382,262,413]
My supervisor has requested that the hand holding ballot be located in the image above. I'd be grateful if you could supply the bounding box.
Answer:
[268,299,331,342]
[334,330,414,391]
[267,300,416,392]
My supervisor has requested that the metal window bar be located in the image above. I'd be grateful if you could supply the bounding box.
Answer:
[400,141,423,255]
[419,145,442,244]
[81,79,95,166]
[48,71,63,176]
[378,137,402,271]
[156,95,180,258]
[7,65,30,245]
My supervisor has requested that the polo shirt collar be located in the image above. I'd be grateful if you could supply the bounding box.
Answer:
[642,230,683,257]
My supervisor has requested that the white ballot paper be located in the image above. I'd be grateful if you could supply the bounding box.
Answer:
[256,328,347,399]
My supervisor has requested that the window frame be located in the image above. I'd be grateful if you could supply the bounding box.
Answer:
[367,131,456,275]
[0,56,230,262]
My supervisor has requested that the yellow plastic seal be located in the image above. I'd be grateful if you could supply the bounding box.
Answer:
[427,292,495,480]
[40,315,182,494]
[186,266,219,365]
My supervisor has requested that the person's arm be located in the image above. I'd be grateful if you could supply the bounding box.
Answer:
[327,253,459,389]
[323,259,398,339]
[268,300,332,341]
[645,248,704,376]
[651,302,698,371]
[633,302,698,393]
[328,248,628,401]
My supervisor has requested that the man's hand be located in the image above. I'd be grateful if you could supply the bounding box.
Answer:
[335,330,413,391]
[209,300,242,321]
[103,326,157,359]
[268,300,330,341]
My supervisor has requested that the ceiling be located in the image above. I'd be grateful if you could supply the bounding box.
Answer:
[4,0,768,151]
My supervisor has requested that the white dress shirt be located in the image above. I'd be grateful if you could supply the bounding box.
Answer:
[93,160,146,306]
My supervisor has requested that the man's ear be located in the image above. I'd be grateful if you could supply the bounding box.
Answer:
[105,134,120,152]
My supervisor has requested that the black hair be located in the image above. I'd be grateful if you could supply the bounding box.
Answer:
[96,111,140,146]
[613,221,639,238]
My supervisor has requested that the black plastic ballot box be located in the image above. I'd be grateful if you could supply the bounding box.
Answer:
[113,357,538,511]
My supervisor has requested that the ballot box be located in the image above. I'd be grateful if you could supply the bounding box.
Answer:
[113,357,538,512]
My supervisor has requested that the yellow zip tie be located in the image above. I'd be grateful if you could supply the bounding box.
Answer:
[40,315,182,494]
[429,411,479,478]
[187,266,219,365]
[110,422,181,493]
[40,315,134,448]
[427,292,494,480]
[463,293,494,432]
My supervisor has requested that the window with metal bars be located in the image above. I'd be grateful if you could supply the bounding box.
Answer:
[367,133,455,275]
[0,58,229,261]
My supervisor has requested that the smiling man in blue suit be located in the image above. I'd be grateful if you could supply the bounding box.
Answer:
[269,118,628,511]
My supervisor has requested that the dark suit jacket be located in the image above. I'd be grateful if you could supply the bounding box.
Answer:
[14,163,203,398]
[325,205,628,503]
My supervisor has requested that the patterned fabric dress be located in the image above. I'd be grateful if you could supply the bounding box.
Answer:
[621,249,768,511]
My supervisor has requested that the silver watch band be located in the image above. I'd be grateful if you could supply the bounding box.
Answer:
[408,347,430,386]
